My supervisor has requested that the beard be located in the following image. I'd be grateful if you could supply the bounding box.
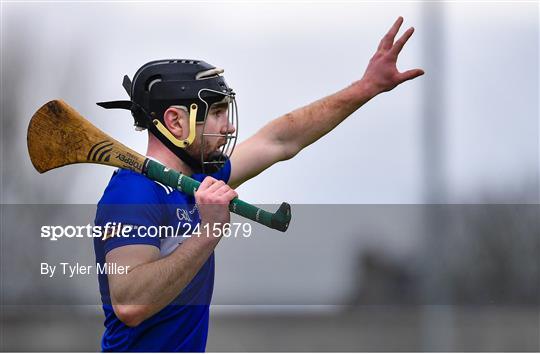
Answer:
[182,140,227,173]
[204,151,228,173]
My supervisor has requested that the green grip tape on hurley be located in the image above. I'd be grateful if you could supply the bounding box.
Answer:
[144,159,291,232]
[145,159,201,196]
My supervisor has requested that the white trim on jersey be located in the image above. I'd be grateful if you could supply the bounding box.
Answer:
[154,181,174,194]
[147,156,175,194]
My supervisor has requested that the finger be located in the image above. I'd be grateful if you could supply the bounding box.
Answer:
[198,176,217,191]
[215,184,233,196]
[398,68,425,84]
[391,27,415,57]
[379,16,403,50]
[222,189,238,202]
[205,180,226,194]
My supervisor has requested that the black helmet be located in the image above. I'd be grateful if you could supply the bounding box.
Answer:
[97,59,238,173]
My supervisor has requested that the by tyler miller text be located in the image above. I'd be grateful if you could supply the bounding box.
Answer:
[41,262,130,278]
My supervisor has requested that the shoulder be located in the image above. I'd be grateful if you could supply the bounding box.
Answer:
[98,169,168,205]
[191,159,232,183]
[96,169,174,228]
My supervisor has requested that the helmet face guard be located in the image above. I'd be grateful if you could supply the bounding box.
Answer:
[97,59,238,174]
[198,89,238,173]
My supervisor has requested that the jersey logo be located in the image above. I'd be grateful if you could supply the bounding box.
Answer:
[176,205,198,222]
[176,208,192,222]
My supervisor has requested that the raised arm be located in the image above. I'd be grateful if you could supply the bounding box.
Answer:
[229,17,424,188]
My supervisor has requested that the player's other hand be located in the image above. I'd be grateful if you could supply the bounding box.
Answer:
[195,176,238,231]
[360,16,424,95]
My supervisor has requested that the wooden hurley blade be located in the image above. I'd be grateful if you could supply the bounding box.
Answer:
[27,99,147,174]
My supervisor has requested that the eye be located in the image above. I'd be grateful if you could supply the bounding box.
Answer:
[211,109,224,117]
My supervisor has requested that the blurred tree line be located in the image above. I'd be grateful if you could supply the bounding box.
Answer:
[351,183,539,306]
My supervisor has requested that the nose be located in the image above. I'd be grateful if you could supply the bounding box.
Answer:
[221,122,236,135]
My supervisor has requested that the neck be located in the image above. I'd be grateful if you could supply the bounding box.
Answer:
[146,134,193,175]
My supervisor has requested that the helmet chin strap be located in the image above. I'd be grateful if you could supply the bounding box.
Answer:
[147,121,203,173]
[135,102,203,173]
[149,103,204,173]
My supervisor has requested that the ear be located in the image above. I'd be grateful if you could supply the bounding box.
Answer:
[163,107,189,140]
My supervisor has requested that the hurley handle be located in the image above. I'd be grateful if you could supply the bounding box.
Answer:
[144,159,291,232]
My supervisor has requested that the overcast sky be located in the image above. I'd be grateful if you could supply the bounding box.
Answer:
[3,1,537,205]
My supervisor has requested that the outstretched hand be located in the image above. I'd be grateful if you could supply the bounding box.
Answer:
[361,17,424,95]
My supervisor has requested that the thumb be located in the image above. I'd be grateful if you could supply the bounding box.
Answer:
[398,68,425,84]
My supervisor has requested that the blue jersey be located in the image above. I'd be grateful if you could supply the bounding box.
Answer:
[94,160,231,352]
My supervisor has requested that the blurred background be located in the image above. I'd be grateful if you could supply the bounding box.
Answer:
[1,0,538,351]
